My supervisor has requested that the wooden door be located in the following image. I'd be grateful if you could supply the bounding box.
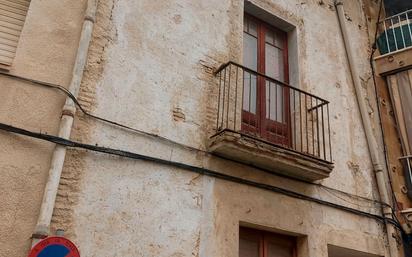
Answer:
[242,14,290,146]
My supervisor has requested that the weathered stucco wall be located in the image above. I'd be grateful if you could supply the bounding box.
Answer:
[49,0,392,257]
[0,0,393,256]
[0,1,86,256]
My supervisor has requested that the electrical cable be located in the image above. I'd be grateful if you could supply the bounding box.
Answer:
[0,71,389,209]
[321,186,382,208]
[0,121,397,225]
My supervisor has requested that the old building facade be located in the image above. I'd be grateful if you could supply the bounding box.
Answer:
[1,0,412,257]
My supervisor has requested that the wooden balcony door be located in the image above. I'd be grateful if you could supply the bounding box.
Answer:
[242,14,290,146]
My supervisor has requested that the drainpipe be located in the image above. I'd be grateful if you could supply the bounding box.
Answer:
[334,1,399,257]
[31,0,98,245]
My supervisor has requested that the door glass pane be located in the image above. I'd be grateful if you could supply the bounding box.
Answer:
[265,43,284,122]
[265,81,283,122]
[249,20,258,37]
[243,32,258,71]
[239,238,259,257]
[274,32,285,49]
[265,30,275,45]
[243,72,257,114]
[267,242,293,257]
[243,21,258,115]
[244,16,258,37]
[265,43,284,82]
[266,30,285,48]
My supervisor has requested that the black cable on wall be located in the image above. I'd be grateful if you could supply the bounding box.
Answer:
[0,121,401,228]
[0,71,387,208]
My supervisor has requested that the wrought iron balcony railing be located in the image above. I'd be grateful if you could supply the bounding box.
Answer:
[377,9,412,55]
[212,62,332,163]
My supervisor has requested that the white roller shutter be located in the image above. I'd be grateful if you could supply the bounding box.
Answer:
[0,0,30,66]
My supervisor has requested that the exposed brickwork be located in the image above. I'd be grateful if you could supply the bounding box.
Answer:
[50,0,118,237]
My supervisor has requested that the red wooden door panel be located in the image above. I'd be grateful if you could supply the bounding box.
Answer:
[264,232,296,257]
[240,228,263,257]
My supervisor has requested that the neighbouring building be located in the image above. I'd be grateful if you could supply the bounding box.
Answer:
[1,0,412,257]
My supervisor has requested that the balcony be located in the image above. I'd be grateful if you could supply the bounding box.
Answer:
[208,62,334,181]
[377,10,412,55]
[375,9,412,75]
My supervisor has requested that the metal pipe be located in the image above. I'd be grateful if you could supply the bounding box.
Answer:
[334,1,399,257]
[31,0,98,245]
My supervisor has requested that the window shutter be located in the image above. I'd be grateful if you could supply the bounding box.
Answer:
[0,0,30,66]
[387,70,412,155]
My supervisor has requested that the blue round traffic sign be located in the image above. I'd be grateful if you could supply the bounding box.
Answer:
[28,236,80,257]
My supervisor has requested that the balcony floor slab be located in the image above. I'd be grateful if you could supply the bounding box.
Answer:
[208,130,334,181]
